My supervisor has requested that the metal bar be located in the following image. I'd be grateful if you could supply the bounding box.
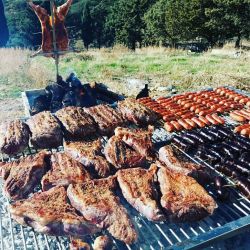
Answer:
[168,215,250,250]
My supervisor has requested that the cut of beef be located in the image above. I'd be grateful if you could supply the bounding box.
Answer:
[55,107,96,139]
[159,145,211,184]
[67,177,138,244]
[114,126,154,157]
[41,152,91,191]
[0,120,30,155]
[84,104,125,135]
[10,186,99,237]
[118,98,159,125]
[117,165,165,221]
[27,111,63,149]
[64,140,111,178]
[156,162,217,222]
[3,151,50,200]
[104,136,146,169]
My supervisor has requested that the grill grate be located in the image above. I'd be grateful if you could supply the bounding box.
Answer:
[0,127,250,250]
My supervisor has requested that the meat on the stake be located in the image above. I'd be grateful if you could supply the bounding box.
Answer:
[159,145,211,184]
[67,177,138,244]
[104,136,146,169]
[64,139,112,178]
[84,104,125,135]
[10,186,99,237]
[118,98,159,125]
[117,165,165,221]
[114,126,154,157]
[3,151,50,200]
[41,152,91,191]
[0,120,30,155]
[156,162,217,222]
[27,111,63,149]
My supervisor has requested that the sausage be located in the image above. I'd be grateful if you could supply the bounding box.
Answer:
[230,112,246,122]
[211,114,225,124]
[195,107,209,114]
[177,119,192,130]
[181,113,195,119]
[239,98,250,104]
[234,124,250,133]
[240,128,250,136]
[205,114,219,125]
[198,116,211,126]
[237,110,250,120]
[191,117,206,128]
[247,101,250,107]
[164,122,175,132]
[190,105,204,112]
[185,119,197,128]
[170,121,183,131]
[237,178,250,198]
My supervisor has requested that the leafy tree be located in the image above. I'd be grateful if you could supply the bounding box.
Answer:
[0,0,9,46]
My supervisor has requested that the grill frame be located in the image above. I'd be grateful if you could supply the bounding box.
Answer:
[0,86,250,249]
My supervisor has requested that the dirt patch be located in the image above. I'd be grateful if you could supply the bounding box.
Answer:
[0,98,24,121]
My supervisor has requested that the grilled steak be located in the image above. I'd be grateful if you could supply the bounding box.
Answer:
[118,98,159,125]
[84,104,125,135]
[117,165,165,221]
[64,140,111,178]
[114,125,154,157]
[55,107,96,139]
[156,162,217,222]
[10,186,99,237]
[93,235,112,250]
[4,151,50,200]
[104,136,146,169]
[159,145,211,184]
[0,120,30,155]
[27,111,63,149]
[67,177,138,244]
[41,152,91,191]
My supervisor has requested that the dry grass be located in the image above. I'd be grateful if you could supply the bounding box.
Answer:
[0,45,249,120]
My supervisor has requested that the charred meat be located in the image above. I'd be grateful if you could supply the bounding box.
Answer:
[67,177,138,244]
[117,165,165,221]
[0,120,30,155]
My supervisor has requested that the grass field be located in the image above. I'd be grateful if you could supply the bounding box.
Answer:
[0,45,250,120]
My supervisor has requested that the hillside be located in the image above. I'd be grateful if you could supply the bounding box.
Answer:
[0,46,250,120]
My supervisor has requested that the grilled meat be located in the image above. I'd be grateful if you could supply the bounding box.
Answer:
[55,107,96,139]
[159,145,211,184]
[117,165,165,221]
[114,125,154,157]
[104,136,146,169]
[4,151,50,200]
[67,177,138,244]
[93,235,113,250]
[0,120,30,155]
[41,152,91,191]
[84,105,125,135]
[64,140,111,178]
[27,111,63,149]
[156,162,217,222]
[70,238,91,250]
[118,98,159,125]
[10,186,99,237]
[0,161,14,180]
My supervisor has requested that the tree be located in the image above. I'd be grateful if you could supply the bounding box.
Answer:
[0,0,9,46]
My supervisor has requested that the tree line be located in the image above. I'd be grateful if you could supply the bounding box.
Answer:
[1,0,250,50]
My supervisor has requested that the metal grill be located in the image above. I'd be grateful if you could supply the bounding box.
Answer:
[0,127,250,250]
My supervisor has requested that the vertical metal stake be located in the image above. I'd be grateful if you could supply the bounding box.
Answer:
[50,0,59,78]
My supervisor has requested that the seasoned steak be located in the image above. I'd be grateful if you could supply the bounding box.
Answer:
[104,136,146,169]
[159,145,211,184]
[0,120,30,155]
[156,162,217,222]
[4,151,50,200]
[10,186,99,237]
[117,165,165,221]
[93,235,112,250]
[67,177,138,244]
[114,126,154,157]
[55,107,96,139]
[27,111,63,149]
[64,140,111,178]
[118,98,159,125]
[41,152,91,191]
[84,105,125,135]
